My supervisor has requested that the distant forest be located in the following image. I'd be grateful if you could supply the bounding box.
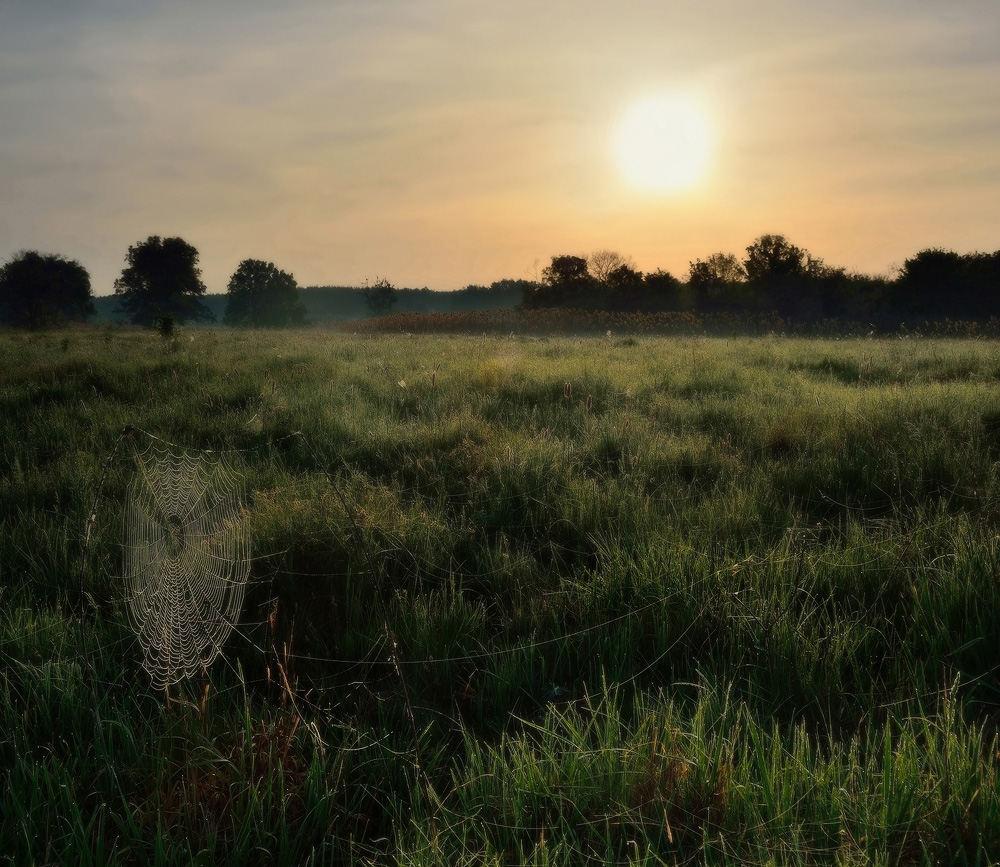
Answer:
[90,280,528,324]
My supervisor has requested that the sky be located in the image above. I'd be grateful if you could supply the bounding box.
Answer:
[1,0,998,294]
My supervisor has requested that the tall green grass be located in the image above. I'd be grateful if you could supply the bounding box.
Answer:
[3,327,1000,864]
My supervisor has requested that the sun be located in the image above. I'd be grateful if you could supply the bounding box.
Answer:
[613,93,713,194]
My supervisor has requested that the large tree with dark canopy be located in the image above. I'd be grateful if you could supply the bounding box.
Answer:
[642,268,688,311]
[223,259,306,327]
[743,234,833,319]
[888,248,1000,321]
[114,236,214,326]
[688,252,748,311]
[361,277,399,317]
[0,251,94,328]
[523,255,600,308]
[604,262,646,311]
[742,234,807,284]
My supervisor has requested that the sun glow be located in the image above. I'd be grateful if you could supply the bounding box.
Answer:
[614,94,712,194]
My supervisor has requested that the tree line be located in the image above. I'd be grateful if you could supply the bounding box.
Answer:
[523,235,1000,327]
[2,232,999,329]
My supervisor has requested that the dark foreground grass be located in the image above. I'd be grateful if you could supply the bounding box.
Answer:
[3,327,1000,864]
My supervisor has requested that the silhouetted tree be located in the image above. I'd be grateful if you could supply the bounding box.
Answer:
[0,251,94,328]
[643,269,688,311]
[522,255,598,308]
[743,234,806,283]
[223,259,306,327]
[689,252,745,285]
[964,251,1000,319]
[887,248,1000,320]
[361,277,398,316]
[743,234,826,319]
[605,263,645,311]
[114,236,214,326]
[688,253,748,311]
[542,255,590,286]
[588,250,635,284]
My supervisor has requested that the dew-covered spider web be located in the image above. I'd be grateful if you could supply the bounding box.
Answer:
[124,444,250,690]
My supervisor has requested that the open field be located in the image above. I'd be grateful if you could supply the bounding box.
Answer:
[4,326,1000,865]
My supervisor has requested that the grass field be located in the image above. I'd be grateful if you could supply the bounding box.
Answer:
[4,326,1000,865]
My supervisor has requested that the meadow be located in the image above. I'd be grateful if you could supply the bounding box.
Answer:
[3,325,1000,865]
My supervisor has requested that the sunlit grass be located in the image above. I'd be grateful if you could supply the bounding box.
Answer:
[3,326,1000,863]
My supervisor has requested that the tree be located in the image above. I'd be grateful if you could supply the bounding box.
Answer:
[885,248,1000,321]
[588,250,635,284]
[688,253,748,311]
[688,252,746,287]
[361,277,398,316]
[223,259,306,327]
[114,236,214,326]
[523,255,598,308]
[643,269,688,311]
[964,250,1000,319]
[0,251,94,328]
[742,234,806,284]
[542,255,590,287]
[893,248,965,319]
[742,234,819,318]
[604,263,645,311]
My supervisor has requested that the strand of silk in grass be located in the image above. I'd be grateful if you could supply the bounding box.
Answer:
[77,424,134,809]
[171,593,706,747]
[208,565,709,745]
[211,539,925,670]
[131,425,301,454]
[296,430,439,833]
[223,595,671,669]
[198,593,679,722]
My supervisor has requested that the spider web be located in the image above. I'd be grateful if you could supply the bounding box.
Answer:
[123,445,250,690]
